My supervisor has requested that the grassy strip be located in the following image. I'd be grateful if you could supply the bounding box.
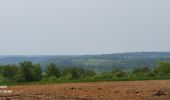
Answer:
[1,76,170,86]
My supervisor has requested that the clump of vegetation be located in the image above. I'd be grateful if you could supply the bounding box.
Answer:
[131,67,153,77]
[0,61,170,84]
[45,63,61,78]
[154,62,170,76]
[111,68,126,77]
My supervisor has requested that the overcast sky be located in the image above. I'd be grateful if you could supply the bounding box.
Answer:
[0,0,170,55]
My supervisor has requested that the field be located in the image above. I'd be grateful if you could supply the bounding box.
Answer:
[0,80,170,100]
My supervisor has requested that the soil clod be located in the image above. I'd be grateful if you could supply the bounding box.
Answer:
[6,98,11,100]
[154,90,166,96]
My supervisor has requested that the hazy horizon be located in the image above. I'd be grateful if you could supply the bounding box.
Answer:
[0,0,170,55]
[0,51,169,56]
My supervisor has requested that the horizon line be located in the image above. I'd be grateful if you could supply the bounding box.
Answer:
[0,51,170,56]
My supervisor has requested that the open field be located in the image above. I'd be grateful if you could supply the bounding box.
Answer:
[0,80,170,100]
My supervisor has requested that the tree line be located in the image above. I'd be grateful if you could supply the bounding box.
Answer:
[0,61,96,83]
[0,61,170,83]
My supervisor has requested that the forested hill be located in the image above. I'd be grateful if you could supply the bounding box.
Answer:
[0,52,170,72]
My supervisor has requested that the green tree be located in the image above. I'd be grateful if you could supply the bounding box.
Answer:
[0,65,3,75]
[154,62,170,76]
[62,68,72,80]
[19,61,34,82]
[46,63,61,78]
[32,64,42,81]
[18,61,42,82]
[69,67,80,80]
[62,68,69,76]
[2,65,18,79]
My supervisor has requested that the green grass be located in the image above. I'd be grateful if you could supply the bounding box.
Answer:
[2,76,170,86]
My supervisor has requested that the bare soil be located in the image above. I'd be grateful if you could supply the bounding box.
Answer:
[1,80,170,100]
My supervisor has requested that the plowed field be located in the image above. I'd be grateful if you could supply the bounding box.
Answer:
[1,80,170,100]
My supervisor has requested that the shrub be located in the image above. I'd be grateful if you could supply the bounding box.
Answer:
[131,67,151,77]
[111,69,126,77]
[154,62,170,76]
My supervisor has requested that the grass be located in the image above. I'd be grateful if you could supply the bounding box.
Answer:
[2,76,170,86]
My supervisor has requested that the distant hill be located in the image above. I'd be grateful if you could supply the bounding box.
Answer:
[0,52,170,72]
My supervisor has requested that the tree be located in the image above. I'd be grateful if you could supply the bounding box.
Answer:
[18,61,42,82]
[19,61,34,82]
[2,65,18,79]
[46,63,61,78]
[154,62,170,76]
[0,65,3,75]
[32,64,42,81]
[69,67,81,80]
[62,68,69,76]
[61,68,72,80]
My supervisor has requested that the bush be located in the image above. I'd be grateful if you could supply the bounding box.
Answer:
[154,62,170,76]
[0,76,6,83]
[13,74,26,82]
[111,69,126,77]
[47,76,58,81]
[86,70,96,77]
[114,72,125,77]
[131,67,152,77]
[93,72,113,80]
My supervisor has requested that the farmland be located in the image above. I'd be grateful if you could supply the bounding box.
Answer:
[0,80,170,100]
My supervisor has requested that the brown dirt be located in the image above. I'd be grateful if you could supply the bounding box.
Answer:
[0,80,170,100]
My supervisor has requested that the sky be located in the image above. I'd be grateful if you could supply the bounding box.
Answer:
[0,0,170,55]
